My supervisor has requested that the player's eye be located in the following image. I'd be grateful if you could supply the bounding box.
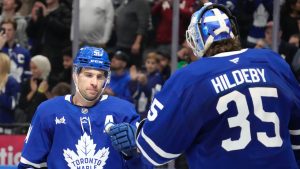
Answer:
[97,74,105,80]
[83,72,93,78]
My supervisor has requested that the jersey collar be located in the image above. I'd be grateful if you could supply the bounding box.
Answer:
[212,49,248,58]
[64,94,109,103]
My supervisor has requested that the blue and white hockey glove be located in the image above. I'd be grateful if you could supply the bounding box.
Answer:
[106,122,138,157]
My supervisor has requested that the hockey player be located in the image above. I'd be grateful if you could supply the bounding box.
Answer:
[132,2,300,169]
[18,46,152,169]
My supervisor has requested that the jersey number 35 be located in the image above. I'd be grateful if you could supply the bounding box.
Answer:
[217,87,283,151]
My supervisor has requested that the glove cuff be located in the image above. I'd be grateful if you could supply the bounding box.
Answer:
[121,148,139,159]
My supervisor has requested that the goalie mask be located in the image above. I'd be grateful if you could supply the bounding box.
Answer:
[73,46,111,102]
[186,2,239,58]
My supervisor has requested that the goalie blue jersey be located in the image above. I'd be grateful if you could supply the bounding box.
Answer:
[137,48,300,169]
[19,95,151,169]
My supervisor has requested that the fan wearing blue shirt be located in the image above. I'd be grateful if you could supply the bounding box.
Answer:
[105,50,133,102]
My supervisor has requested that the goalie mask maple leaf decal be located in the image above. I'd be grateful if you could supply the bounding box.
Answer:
[63,133,110,169]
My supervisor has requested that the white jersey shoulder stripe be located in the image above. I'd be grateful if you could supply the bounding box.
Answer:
[140,128,181,159]
[289,129,300,135]
[20,157,47,168]
[292,145,300,150]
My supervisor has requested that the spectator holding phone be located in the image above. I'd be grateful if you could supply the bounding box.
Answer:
[0,19,31,85]
[0,0,28,48]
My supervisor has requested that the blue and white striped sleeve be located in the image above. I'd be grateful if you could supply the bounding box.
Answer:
[136,79,204,166]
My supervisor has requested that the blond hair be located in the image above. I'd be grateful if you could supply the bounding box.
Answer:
[0,53,11,90]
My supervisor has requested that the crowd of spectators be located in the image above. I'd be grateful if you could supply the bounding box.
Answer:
[0,0,299,133]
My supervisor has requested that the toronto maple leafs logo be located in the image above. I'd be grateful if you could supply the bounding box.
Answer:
[63,133,109,169]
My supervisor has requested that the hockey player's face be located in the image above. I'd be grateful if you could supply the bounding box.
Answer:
[76,68,106,101]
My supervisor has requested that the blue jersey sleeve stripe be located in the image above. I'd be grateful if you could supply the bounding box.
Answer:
[290,130,300,135]
[140,128,181,159]
[20,157,47,168]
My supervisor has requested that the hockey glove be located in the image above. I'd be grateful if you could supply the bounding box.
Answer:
[106,122,138,157]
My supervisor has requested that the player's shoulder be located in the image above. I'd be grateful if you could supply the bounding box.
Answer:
[164,48,283,88]
[41,95,67,104]
[200,48,283,68]
[29,95,69,123]
[246,48,290,69]
[238,48,283,62]
[99,95,135,110]
[247,48,281,59]
[98,95,137,118]
[37,95,69,114]
[162,62,196,88]
[166,58,209,87]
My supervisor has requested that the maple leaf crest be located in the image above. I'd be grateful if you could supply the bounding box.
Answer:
[63,133,110,169]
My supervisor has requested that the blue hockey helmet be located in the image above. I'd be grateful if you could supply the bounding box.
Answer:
[73,46,111,73]
[186,2,239,58]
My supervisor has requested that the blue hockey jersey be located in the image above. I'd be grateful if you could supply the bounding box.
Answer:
[0,75,20,123]
[2,43,31,84]
[136,48,300,169]
[19,95,151,169]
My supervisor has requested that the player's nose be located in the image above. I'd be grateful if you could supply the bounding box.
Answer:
[90,77,98,87]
